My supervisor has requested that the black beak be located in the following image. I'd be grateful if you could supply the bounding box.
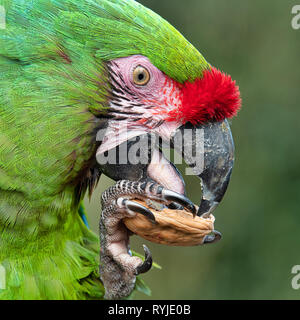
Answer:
[171,120,235,217]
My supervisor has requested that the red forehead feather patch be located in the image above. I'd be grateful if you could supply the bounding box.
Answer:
[168,67,241,125]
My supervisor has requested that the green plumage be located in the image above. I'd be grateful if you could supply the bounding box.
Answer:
[0,0,209,299]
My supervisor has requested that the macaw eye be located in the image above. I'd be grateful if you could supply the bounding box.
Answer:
[132,66,150,86]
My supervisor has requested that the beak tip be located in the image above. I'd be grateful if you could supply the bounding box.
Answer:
[197,199,219,217]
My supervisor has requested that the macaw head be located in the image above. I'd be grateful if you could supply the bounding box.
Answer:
[90,0,241,217]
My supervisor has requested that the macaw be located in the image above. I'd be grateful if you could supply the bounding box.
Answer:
[0,0,241,299]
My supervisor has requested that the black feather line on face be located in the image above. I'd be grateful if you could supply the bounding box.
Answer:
[106,62,146,122]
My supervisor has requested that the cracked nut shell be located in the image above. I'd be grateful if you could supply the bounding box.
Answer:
[123,200,216,246]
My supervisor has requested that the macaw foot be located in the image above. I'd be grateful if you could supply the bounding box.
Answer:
[99,179,196,300]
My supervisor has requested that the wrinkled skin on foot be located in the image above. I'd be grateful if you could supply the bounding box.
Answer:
[99,180,196,300]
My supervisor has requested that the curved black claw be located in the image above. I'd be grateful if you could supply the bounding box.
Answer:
[135,245,153,275]
[203,230,222,244]
[168,202,184,210]
[163,190,196,216]
[126,200,156,224]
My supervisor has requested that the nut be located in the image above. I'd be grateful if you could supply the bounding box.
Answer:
[123,200,216,246]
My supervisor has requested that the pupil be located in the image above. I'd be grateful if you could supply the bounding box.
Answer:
[138,73,144,81]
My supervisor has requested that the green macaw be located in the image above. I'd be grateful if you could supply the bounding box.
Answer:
[0,0,240,300]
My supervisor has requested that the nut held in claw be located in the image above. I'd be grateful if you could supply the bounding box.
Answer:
[123,200,220,246]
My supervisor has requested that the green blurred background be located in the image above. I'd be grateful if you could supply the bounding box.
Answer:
[85,0,300,299]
